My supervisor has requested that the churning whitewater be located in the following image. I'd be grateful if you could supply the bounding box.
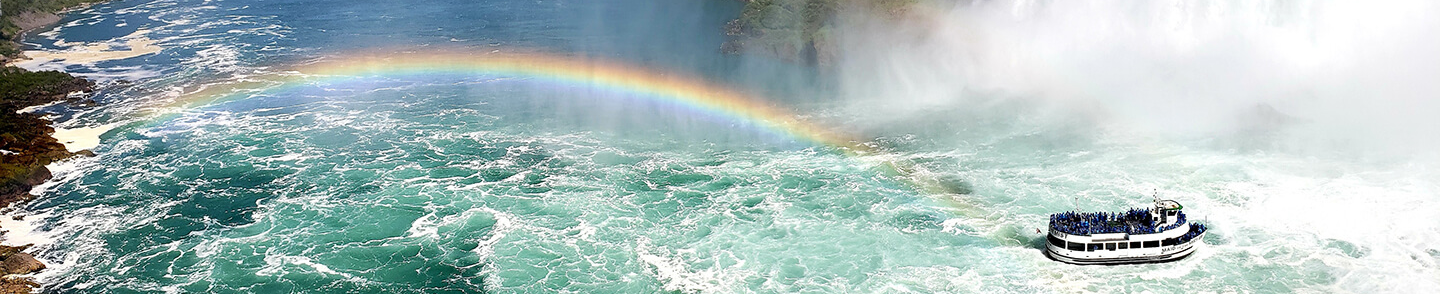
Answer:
[9,0,1440,293]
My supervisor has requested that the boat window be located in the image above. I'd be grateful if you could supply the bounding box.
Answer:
[1129,241,1141,248]
[1162,238,1177,246]
[1143,241,1159,248]
[1118,242,1128,249]
[1048,235,1065,247]
[1106,243,1116,251]
[1089,244,1102,251]
[1067,242,1084,251]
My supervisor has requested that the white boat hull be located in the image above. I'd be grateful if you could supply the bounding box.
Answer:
[1045,233,1204,265]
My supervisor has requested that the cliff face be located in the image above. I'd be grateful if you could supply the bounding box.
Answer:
[2,0,110,59]
[722,0,838,65]
[2,0,108,36]
[721,0,915,66]
[6,11,60,34]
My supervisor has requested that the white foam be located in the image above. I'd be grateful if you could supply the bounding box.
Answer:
[635,238,723,293]
[262,152,315,164]
[0,211,56,247]
[16,100,65,114]
[470,207,515,264]
[258,254,351,278]
[404,210,441,239]
[18,29,162,66]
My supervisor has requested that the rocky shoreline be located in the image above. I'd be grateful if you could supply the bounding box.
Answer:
[0,65,96,294]
[1,1,108,292]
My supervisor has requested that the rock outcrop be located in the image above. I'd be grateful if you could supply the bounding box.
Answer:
[1,67,93,208]
[0,276,39,294]
[0,245,42,294]
[0,253,43,275]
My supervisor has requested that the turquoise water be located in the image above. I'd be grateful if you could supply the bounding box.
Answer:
[15,0,1440,293]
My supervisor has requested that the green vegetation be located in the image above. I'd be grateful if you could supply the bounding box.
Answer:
[0,66,82,108]
[0,40,17,57]
[724,0,916,65]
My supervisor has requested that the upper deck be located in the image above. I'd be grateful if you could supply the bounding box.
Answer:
[1048,200,1189,237]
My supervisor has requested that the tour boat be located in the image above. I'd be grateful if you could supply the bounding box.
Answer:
[1045,199,1207,265]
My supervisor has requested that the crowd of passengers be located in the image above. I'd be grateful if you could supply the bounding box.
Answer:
[1176,223,1207,244]
[1049,209,1187,235]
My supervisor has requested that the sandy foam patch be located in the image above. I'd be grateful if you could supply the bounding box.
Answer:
[19,30,161,65]
[52,122,122,153]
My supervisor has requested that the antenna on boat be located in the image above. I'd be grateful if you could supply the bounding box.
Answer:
[1073,196,1080,212]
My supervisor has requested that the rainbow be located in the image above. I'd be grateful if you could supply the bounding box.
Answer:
[155,51,871,154]
[146,50,988,220]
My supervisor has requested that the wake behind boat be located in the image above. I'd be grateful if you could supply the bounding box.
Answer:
[1045,198,1208,265]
